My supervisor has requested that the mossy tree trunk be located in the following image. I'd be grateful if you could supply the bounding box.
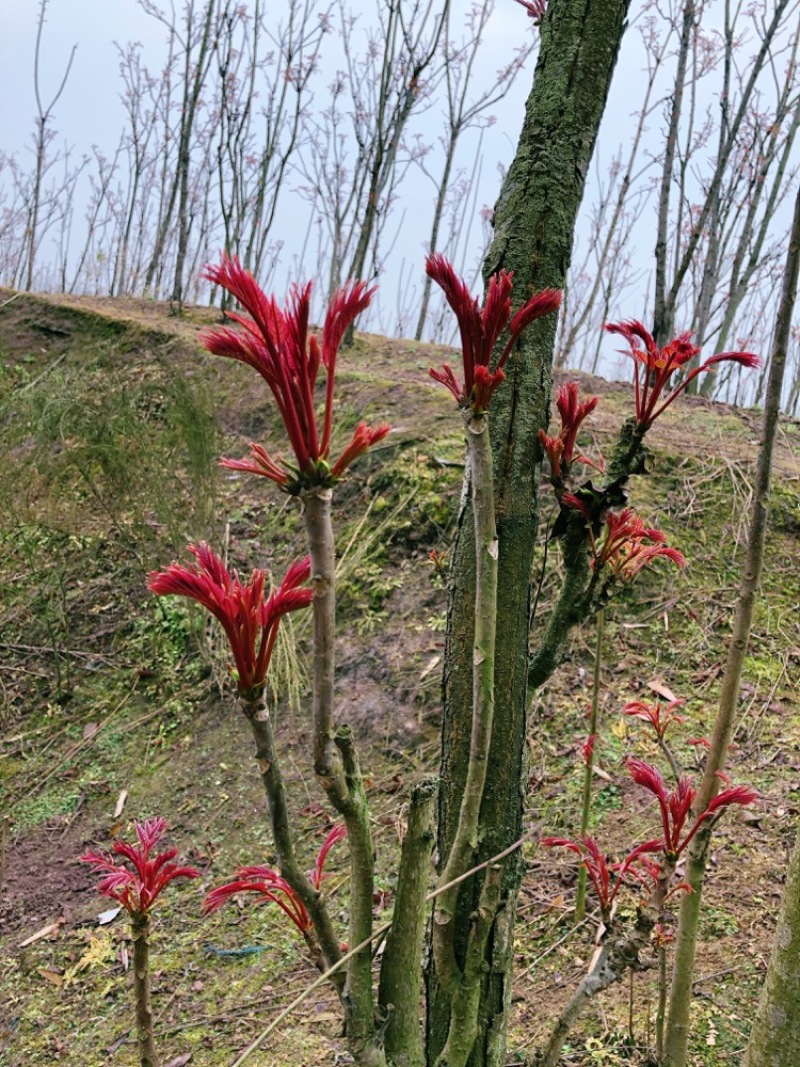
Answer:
[745,817,800,1066]
[427,3,631,1064]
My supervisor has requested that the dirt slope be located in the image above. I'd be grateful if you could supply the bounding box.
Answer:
[1,289,799,1066]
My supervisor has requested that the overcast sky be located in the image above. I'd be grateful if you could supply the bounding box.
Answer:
[3,0,791,394]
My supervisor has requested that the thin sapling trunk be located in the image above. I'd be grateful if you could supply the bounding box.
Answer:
[302,487,384,1067]
[379,777,437,1067]
[131,913,159,1067]
[433,408,500,1067]
[664,180,800,1067]
[576,609,604,921]
[240,688,345,986]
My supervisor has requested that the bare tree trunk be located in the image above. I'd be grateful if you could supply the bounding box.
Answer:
[415,0,535,341]
[24,0,77,292]
[345,0,449,310]
[652,0,694,347]
[171,0,216,307]
[654,0,794,349]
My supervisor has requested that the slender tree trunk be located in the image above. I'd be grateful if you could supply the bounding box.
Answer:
[652,0,694,348]
[24,118,47,293]
[25,1,77,292]
[664,181,800,1066]
[416,138,457,340]
[378,777,437,1067]
[427,4,631,1064]
[171,0,216,307]
[240,689,345,987]
[131,914,159,1067]
[302,489,385,1067]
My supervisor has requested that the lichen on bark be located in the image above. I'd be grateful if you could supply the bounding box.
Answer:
[428,3,632,1063]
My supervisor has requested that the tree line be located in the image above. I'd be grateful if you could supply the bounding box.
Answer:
[1,0,798,408]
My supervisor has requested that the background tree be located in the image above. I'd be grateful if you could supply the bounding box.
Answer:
[213,0,327,298]
[651,0,798,350]
[413,0,536,340]
[139,0,218,307]
[20,0,77,292]
[298,0,448,313]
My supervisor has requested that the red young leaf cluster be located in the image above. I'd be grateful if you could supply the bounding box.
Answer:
[541,834,662,920]
[203,825,347,937]
[148,544,312,696]
[605,320,759,430]
[626,757,758,859]
[624,699,686,741]
[539,382,601,482]
[201,255,389,491]
[425,253,561,412]
[80,818,199,918]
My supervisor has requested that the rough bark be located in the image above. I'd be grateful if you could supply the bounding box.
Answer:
[428,3,631,1064]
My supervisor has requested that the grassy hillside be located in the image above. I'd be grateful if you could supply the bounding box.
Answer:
[1,289,799,1066]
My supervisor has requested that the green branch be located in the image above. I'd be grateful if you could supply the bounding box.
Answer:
[302,488,384,1067]
[240,691,344,990]
[378,776,437,1067]
[434,411,499,1002]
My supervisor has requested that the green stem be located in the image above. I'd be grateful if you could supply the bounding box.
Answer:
[435,866,503,1067]
[378,777,437,1067]
[433,410,499,1000]
[240,690,344,991]
[605,416,648,482]
[656,942,667,1062]
[527,534,592,690]
[131,913,159,1067]
[301,488,383,1067]
[576,609,604,921]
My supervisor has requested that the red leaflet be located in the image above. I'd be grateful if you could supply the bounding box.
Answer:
[204,866,313,932]
[624,699,686,741]
[539,383,601,481]
[201,255,389,491]
[625,757,758,857]
[542,834,662,919]
[605,320,760,429]
[204,825,346,937]
[514,0,547,18]
[704,784,760,817]
[593,509,686,578]
[425,253,561,412]
[80,818,199,918]
[310,824,347,890]
[580,733,597,766]
[148,544,312,696]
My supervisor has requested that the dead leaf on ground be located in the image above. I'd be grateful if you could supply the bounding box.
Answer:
[164,1054,193,1067]
[648,678,679,703]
